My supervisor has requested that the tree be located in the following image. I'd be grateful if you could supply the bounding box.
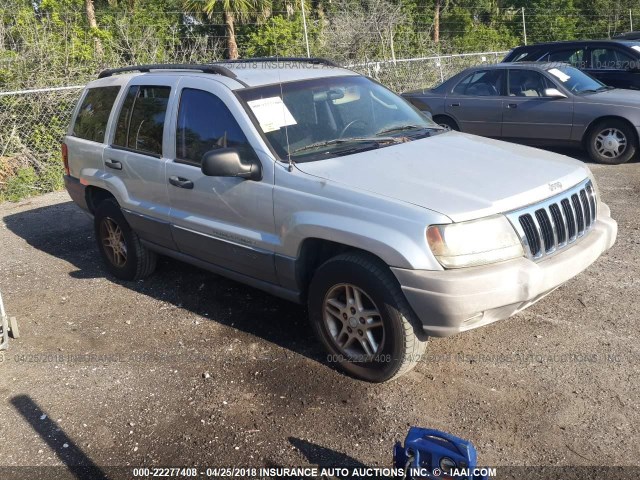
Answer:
[434,0,441,42]
[185,0,267,59]
[84,0,104,56]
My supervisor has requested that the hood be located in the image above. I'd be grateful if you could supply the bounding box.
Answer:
[582,88,640,107]
[295,132,590,222]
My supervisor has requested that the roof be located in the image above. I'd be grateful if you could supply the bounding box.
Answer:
[218,62,356,88]
[461,62,570,72]
[614,31,640,40]
[512,39,640,49]
[94,58,356,90]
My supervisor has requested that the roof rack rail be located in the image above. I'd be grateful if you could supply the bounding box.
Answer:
[97,64,238,80]
[220,57,340,67]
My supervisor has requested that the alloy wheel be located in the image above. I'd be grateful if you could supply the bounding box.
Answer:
[323,283,384,359]
[100,217,127,268]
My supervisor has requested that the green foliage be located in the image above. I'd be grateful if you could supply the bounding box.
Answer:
[451,23,519,52]
[0,166,38,203]
[519,0,578,43]
[241,14,314,57]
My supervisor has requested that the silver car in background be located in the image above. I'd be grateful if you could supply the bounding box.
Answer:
[403,62,640,164]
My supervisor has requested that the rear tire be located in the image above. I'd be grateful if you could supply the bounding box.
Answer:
[586,119,636,164]
[308,252,426,382]
[94,200,157,280]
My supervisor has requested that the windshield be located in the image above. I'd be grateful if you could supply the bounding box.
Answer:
[545,65,607,94]
[237,75,442,162]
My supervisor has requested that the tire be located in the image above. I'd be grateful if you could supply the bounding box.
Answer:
[308,252,426,382]
[433,115,459,131]
[94,199,157,280]
[586,119,637,164]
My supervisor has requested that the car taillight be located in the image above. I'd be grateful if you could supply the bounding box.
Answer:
[62,143,69,175]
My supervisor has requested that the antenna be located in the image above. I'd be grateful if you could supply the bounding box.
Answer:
[273,51,294,172]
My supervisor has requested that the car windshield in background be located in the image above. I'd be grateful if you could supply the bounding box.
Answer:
[237,76,442,162]
[545,65,608,94]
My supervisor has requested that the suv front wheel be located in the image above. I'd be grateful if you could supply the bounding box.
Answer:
[308,252,426,382]
[94,199,157,280]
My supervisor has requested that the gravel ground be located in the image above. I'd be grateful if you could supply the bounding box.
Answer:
[0,150,638,478]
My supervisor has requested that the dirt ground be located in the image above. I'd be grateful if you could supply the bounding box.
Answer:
[0,148,638,478]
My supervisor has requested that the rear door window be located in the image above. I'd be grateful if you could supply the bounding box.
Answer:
[113,85,171,156]
[453,70,504,96]
[175,88,256,166]
[73,86,121,142]
[591,48,635,70]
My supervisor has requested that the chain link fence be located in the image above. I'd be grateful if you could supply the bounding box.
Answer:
[0,86,83,201]
[0,51,506,201]
[350,51,507,92]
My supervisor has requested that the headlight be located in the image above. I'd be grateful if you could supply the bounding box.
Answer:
[427,215,524,268]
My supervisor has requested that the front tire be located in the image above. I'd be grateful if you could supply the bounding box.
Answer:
[308,252,426,382]
[94,200,157,280]
[433,115,459,131]
[586,119,637,164]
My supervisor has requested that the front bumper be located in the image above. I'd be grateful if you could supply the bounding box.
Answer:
[392,203,617,337]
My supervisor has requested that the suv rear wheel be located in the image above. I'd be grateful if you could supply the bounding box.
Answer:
[308,252,426,382]
[94,200,157,280]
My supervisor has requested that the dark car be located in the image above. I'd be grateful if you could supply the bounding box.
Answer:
[502,40,640,89]
[402,62,640,164]
[614,31,640,41]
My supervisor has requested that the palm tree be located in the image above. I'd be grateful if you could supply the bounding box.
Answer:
[185,0,269,59]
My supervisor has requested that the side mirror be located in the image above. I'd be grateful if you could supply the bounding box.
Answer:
[543,88,568,98]
[201,148,261,181]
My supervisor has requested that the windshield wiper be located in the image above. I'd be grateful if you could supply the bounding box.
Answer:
[290,136,400,155]
[580,86,615,94]
[376,124,443,136]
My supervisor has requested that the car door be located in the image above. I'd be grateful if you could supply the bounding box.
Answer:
[165,77,277,283]
[444,69,505,137]
[584,46,640,89]
[501,69,574,141]
[103,76,178,249]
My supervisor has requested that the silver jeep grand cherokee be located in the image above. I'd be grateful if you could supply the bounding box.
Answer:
[63,58,617,382]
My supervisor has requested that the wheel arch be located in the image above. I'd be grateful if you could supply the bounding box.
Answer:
[290,238,386,299]
[432,114,460,130]
[85,185,118,214]
[581,115,639,148]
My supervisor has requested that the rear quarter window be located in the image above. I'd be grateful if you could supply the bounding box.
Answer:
[113,85,171,157]
[72,86,121,142]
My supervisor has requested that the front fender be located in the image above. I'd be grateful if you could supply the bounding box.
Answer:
[281,211,444,271]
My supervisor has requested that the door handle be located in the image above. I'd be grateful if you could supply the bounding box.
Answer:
[449,103,461,107]
[105,159,122,170]
[507,103,518,109]
[169,176,194,189]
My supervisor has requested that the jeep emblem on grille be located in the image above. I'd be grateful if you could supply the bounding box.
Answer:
[549,181,563,192]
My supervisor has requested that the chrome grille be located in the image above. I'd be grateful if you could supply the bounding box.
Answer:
[506,179,597,260]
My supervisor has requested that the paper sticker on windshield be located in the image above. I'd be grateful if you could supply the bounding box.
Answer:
[632,46,640,53]
[247,97,297,133]
[547,68,571,82]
